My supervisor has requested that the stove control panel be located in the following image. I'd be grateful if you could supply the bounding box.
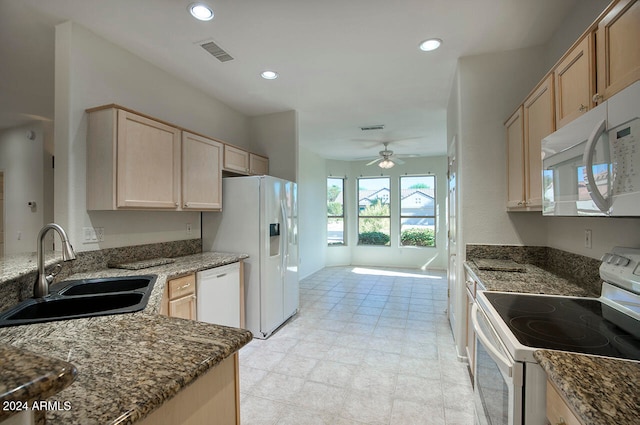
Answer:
[600,247,640,293]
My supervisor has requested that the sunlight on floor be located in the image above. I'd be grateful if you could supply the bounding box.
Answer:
[350,267,444,280]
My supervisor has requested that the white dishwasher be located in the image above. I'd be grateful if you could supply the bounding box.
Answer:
[196,262,241,328]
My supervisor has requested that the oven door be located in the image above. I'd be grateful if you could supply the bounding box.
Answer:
[472,304,523,425]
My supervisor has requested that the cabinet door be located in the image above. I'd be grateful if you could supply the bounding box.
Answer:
[182,132,223,210]
[554,34,595,129]
[546,381,583,425]
[169,274,196,299]
[524,74,555,209]
[223,145,249,174]
[506,107,525,209]
[116,110,181,209]
[596,0,640,101]
[169,295,197,321]
[249,153,269,175]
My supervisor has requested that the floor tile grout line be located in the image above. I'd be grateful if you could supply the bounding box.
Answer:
[240,266,474,425]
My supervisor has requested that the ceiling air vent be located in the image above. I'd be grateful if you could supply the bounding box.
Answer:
[360,125,385,131]
[199,39,234,62]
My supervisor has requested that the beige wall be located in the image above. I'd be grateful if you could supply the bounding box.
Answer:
[297,146,327,278]
[0,122,53,254]
[54,21,251,251]
[456,47,550,250]
[249,110,298,182]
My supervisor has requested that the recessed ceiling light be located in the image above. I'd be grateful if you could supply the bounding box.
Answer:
[419,38,442,52]
[261,70,279,80]
[188,3,214,21]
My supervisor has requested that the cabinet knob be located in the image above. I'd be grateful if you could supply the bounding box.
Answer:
[578,104,587,112]
[184,203,189,208]
[592,93,603,104]
[175,202,179,207]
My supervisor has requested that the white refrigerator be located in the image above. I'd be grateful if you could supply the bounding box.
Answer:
[202,175,299,339]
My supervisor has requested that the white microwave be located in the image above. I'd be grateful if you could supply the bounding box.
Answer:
[542,81,640,216]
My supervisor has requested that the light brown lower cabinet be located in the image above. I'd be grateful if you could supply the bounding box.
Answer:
[162,274,197,321]
[546,380,582,425]
[137,353,240,425]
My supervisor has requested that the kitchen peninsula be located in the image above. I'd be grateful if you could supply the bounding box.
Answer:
[0,241,252,425]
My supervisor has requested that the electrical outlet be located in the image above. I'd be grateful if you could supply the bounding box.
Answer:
[83,227,104,243]
[186,223,192,235]
[585,229,592,249]
[83,227,97,243]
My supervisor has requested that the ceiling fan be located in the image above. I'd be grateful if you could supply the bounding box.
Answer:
[366,142,405,168]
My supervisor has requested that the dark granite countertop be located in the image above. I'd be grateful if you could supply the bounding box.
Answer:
[0,344,77,422]
[0,251,252,425]
[464,260,598,297]
[534,350,640,425]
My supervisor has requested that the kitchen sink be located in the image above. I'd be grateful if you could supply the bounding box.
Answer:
[56,276,154,295]
[0,275,156,327]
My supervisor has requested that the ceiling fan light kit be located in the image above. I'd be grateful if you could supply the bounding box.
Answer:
[365,142,405,168]
[378,159,395,169]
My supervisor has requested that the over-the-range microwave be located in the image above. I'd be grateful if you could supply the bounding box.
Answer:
[541,80,640,216]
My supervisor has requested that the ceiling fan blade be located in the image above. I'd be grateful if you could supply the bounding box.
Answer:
[366,158,382,166]
[391,157,405,165]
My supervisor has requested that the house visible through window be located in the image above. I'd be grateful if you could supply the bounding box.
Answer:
[327,177,345,245]
[358,177,390,246]
[400,175,436,247]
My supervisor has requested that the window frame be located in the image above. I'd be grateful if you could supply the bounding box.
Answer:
[327,177,346,246]
[399,175,436,248]
[357,176,391,246]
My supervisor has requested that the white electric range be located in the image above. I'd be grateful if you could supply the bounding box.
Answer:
[472,246,640,425]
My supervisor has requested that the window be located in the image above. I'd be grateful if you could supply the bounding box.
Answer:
[327,177,345,245]
[358,177,390,246]
[400,175,436,247]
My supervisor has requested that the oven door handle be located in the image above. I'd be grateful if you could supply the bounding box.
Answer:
[471,303,513,377]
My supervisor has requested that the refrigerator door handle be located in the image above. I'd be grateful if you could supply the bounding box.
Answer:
[280,200,288,277]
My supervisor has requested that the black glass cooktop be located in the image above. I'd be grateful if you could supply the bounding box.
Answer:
[484,292,640,361]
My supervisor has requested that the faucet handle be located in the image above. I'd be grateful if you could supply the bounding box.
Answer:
[46,263,63,283]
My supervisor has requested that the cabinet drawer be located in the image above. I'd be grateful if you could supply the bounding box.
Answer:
[169,274,196,299]
[546,381,582,425]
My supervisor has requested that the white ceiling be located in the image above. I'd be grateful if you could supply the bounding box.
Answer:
[4,0,582,160]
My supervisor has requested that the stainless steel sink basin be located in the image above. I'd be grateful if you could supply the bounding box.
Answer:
[0,275,156,327]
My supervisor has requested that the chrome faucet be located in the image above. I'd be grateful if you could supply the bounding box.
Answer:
[34,223,76,298]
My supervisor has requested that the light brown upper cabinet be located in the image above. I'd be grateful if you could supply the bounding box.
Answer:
[553,34,595,129]
[223,145,250,174]
[523,74,555,210]
[249,153,269,175]
[182,132,223,210]
[87,106,223,211]
[224,145,270,176]
[596,0,640,103]
[506,106,526,209]
[87,107,181,210]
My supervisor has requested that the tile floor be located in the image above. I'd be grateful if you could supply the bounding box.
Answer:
[239,266,475,425]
